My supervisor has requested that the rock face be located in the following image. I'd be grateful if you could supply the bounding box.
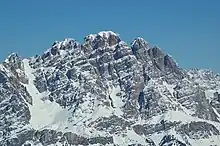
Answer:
[0,31,220,146]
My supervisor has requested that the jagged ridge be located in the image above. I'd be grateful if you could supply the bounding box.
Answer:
[0,31,220,146]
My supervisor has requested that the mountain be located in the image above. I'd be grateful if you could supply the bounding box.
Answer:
[0,31,220,146]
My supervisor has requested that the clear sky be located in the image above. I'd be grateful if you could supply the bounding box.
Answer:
[0,0,219,72]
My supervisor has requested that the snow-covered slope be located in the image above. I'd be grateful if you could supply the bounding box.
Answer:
[0,31,220,146]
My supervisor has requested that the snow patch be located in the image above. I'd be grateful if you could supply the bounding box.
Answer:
[90,105,112,121]
[113,129,147,145]
[59,50,68,57]
[163,81,175,97]
[0,64,3,71]
[109,85,125,116]
[23,59,69,130]
[148,110,194,125]
[98,31,119,38]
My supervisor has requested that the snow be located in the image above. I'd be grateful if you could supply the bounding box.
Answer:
[4,53,17,63]
[131,37,149,47]
[145,109,220,134]
[4,58,10,64]
[0,64,3,71]
[205,89,216,102]
[85,31,119,43]
[150,128,187,146]
[88,144,113,146]
[150,132,165,146]
[44,48,53,55]
[0,63,12,77]
[22,141,43,146]
[158,80,194,116]
[212,107,220,121]
[59,50,68,57]
[44,38,74,55]
[113,129,147,145]
[15,68,22,74]
[188,135,220,146]
[147,109,218,126]
[126,129,147,144]
[87,34,96,40]
[109,85,125,116]
[147,110,194,125]
[90,105,112,121]
[163,81,175,97]
[98,31,119,38]
[23,59,70,130]
[62,38,74,46]
[2,31,220,146]
[49,143,114,146]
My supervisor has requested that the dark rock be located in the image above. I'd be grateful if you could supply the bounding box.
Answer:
[133,125,145,135]
[90,115,131,134]
[108,33,121,46]
[176,122,220,139]
[63,132,89,145]
[51,47,58,56]
[0,71,7,83]
[38,129,59,146]
[159,135,186,146]
[89,136,114,145]
[145,138,156,146]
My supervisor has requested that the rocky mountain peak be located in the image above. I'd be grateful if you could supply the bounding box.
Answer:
[0,31,220,146]
[4,53,21,65]
[131,37,149,50]
[84,31,121,50]
[148,46,164,58]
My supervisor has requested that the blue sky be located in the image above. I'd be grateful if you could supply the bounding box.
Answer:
[0,0,219,72]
